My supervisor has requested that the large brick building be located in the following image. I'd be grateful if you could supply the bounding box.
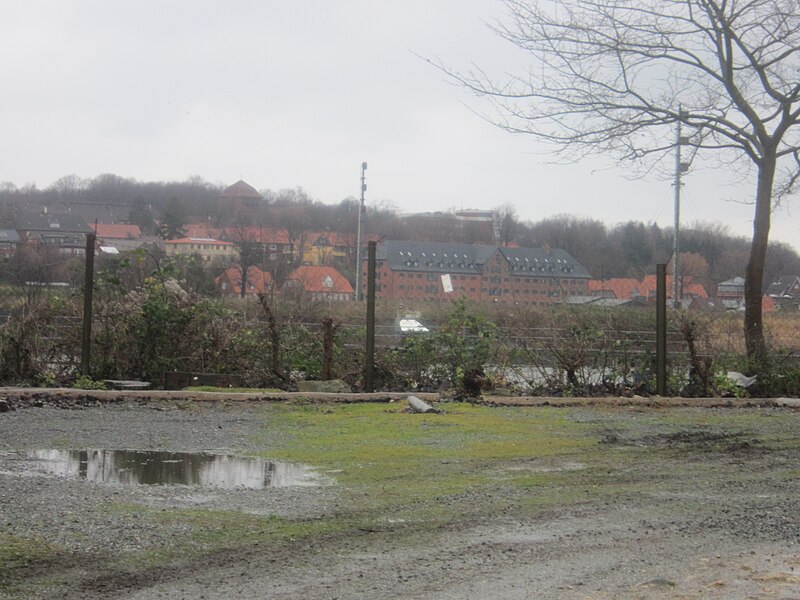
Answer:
[363,240,591,305]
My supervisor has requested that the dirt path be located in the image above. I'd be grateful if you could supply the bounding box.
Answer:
[82,503,800,599]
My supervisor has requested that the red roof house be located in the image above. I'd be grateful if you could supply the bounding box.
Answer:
[222,227,292,246]
[588,278,644,300]
[215,266,273,297]
[183,223,222,239]
[90,223,142,240]
[590,275,708,303]
[283,266,354,301]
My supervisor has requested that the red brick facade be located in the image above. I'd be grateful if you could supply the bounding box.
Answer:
[363,241,590,306]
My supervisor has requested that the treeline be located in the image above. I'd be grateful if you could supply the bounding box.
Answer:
[516,216,800,291]
[2,174,799,289]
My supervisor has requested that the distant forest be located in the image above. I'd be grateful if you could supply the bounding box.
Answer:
[1,173,798,292]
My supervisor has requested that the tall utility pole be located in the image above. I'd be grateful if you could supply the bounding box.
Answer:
[673,112,690,309]
[354,162,367,301]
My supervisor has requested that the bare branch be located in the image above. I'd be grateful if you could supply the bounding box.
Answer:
[433,0,800,364]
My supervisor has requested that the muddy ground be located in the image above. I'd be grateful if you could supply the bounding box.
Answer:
[0,392,798,599]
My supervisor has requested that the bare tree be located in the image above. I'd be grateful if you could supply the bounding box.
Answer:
[227,222,264,298]
[443,0,800,367]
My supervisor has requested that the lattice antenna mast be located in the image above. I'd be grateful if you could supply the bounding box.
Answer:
[354,162,367,301]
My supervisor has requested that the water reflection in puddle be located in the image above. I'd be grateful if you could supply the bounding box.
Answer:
[21,450,329,489]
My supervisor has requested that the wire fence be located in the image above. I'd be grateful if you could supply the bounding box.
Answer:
[1,283,799,393]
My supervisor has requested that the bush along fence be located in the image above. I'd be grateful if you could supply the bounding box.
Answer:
[0,279,798,397]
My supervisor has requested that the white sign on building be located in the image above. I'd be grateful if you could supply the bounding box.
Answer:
[441,274,454,293]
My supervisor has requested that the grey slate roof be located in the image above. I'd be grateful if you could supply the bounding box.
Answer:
[376,240,590,278]
[0,229,20,243]
[767,275,800,297]
[14,212,93,234]
[718,276,745,287]
[377,240,496,274]
[498,246,591,279]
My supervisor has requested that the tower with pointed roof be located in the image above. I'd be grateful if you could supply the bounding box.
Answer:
[220,180,262,213]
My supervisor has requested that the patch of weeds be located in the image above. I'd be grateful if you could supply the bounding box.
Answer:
[635,429,768,455]
[502,471,558,490]
[0,532,66,593]
[0,532,60,571]
[184,386,282,393]
[70,375,109,390]
[598,429,623,444]
[258,402,600,520]
[155,509,349,550]
[93,503,355,574]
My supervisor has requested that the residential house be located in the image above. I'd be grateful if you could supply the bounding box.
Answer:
[14,211,93,255]
[284,265,354,302]
[767,275,800,310]
[640,274,709,303]
[716,276,746,310]
[303,232,352,265]
[588,274,709,307]
[302,231,381,266]
[61,202,131,225]
[183,223,222,240]
[588,278,647,302]
[216,265,273,297]
[89,223,144,252]
[766,275,800,298]
[365,240,591,305]
[0,229,20,257]
[221,227,293,261]
[163,237,236,262]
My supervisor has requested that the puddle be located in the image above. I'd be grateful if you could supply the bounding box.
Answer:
[12,449,330,489]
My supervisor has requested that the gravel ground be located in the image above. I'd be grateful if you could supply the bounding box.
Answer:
[1,398,799,599]
[0,403,339,555]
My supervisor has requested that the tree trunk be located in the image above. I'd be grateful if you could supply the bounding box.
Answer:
[258,293,287,384]
[239,266,247,299]
[744,156,775,368]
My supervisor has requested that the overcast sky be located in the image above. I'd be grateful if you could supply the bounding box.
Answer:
[1,0,798,252]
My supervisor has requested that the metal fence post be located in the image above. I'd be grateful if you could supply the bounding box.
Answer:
[656,263,667,395]
[81,233,95,376]
[365,241,376,392]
